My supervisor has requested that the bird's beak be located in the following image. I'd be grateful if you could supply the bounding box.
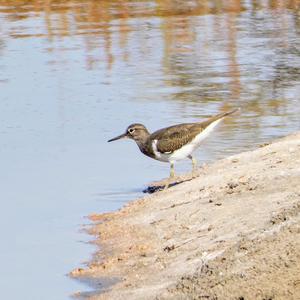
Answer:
[107,132,128,142]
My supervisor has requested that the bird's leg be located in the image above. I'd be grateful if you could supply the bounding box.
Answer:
[170,162,175,179]
[188,155,197,177]
[164,162,175,190]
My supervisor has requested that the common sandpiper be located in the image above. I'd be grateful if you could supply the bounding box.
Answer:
[108,108,239,179]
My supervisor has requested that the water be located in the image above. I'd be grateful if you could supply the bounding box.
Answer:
[0,1,300,299]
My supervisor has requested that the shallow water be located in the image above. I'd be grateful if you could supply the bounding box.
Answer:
[0,0,300,299]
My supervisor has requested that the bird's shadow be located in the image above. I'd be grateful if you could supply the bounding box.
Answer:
[143,174,196,194]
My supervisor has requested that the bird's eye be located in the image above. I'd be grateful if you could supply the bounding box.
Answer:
[128,128,135,134]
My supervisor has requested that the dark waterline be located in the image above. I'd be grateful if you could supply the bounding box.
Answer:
[0,0,300,299]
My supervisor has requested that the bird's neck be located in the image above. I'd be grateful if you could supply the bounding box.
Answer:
[134,134,153,157]
[135,135,149,149]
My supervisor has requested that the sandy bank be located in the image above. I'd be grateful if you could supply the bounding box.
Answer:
[71,132,300,300]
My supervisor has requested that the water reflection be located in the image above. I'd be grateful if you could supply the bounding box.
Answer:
[1,0,299,72]
[0,0,300,299]
[2,0,299,110]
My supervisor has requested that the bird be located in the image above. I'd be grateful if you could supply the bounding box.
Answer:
[108,108,239,179]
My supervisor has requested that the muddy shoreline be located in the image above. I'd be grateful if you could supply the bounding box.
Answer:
[71,132,300,299]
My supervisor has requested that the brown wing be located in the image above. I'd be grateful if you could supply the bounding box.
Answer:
[150,109,239,154]
[150,124,203,153]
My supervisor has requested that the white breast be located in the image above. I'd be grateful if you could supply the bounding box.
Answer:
[152,139,171,162]
[152,117,224,163]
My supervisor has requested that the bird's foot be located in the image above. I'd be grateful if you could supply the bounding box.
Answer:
[164,177,176,190]
[191,167,199,179]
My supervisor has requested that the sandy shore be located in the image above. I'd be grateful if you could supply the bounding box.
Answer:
[71,132,300,300]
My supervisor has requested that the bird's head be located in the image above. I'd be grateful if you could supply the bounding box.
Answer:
[108,123,150,143]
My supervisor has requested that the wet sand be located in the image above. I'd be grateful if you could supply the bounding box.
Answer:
[71,132,300,299]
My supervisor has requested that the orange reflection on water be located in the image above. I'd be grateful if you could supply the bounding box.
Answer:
[0,0,299,114]
[1,0,297,36]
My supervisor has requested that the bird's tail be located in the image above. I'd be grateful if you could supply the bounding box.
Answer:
[199,108,240,127]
